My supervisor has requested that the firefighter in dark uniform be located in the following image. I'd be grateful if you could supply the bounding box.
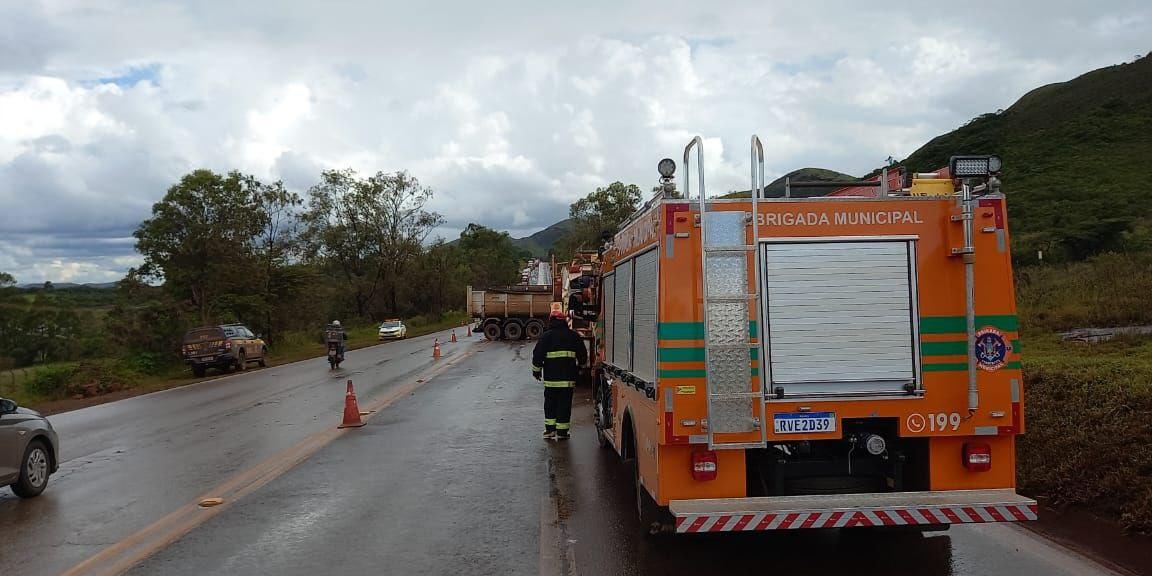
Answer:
[532,309,587,440]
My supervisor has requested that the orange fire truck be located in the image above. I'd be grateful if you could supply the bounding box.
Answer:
[593,136,1035,534]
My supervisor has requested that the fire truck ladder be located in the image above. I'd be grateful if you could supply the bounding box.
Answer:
[683,136,768,450]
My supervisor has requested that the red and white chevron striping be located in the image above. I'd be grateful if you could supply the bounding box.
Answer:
[675,503,1038,533]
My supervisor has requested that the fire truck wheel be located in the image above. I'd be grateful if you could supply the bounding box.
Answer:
[632,460,670,536]
[525,319,544,339]
[482,322,502,340]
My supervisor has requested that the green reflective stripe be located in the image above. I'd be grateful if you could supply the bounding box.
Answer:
[920,340,1023,356]
[556,422,571,430]
[658,347,759,362]
[921,341,967,356]
[544,380,575,388]
[546,351,577,359]
[532,365,542,372]
[922,362,968,372]
[924,361,1022,372]
[920,315,1019,334]
[545,418,556,425]
[658,322,758,341]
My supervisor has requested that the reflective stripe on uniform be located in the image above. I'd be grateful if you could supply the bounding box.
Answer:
[532,364,542,373]
[556,422,571,430]
[545,351,577,359]
[543,380,575,388]
[545,418,557,425]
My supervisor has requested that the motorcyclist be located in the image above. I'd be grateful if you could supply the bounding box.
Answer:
[328,320,348,357]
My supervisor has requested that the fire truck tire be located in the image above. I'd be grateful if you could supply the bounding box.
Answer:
[632,460,671,536]
[524,319,545,339]
[482,322,502,340]
[502,320,524,340]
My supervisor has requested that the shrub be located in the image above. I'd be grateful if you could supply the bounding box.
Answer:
[1018,336,1152,533]
[24,365,78,399]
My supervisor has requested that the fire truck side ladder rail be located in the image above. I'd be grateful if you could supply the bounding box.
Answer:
[682,135,767,450]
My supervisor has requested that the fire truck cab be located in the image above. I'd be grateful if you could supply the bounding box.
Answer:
[594,136,1035,534]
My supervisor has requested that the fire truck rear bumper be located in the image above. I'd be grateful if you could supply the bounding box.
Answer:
[669,489,1037,533]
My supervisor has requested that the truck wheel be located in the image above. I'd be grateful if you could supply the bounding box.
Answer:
[483,322,502,340]
[525,319,545,339]
[503,321,524,340]
[236,352,247,371]
[632,459,670,535]
[593,375,613,449]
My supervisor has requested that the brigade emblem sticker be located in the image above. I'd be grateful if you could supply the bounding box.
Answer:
[975,327,1010,371]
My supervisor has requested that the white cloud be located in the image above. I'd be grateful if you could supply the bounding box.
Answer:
[0,0,1150,283]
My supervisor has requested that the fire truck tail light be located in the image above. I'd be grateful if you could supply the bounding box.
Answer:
[691,450,718,481]
[963,442,992,472]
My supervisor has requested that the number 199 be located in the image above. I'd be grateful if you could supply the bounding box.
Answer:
[929,412,961,432]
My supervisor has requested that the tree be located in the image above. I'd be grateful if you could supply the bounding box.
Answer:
[557,182,642,257]
[133,170,269,324]
[0,272,15,289]
[301,169,444,319]
[253,181,303,340]
[404,240,465,317]
[456,223,524,288]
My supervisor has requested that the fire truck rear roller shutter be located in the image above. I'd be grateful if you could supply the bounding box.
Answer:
[762,240,917,395]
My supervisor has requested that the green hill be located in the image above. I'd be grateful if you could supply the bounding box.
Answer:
[511,218,573,258]
[892,54,1152,263]
[721,167,856,199]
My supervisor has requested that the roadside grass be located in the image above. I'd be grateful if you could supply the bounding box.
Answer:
[1018,332,1152,533]
[1016,252,1152,332]
[3,312,469,412]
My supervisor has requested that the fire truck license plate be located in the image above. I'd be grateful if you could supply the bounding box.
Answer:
[774,412,836,434]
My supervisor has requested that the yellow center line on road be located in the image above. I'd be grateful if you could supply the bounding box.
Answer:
[61,346,480,576]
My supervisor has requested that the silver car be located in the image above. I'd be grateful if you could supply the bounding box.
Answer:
[0,398,59,498]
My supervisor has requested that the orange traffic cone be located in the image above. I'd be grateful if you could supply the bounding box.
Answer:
[450,330,457,343]
[338,380,365,428]
[433,339,441,359]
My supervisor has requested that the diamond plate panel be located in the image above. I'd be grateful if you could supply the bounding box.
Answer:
[707,347,751,395]
[709,397,756,433]
[705,253,747,298]
[704,211,746,247]
[706,301,748,345]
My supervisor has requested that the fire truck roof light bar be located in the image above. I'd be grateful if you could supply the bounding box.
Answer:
[949,155,1003,178]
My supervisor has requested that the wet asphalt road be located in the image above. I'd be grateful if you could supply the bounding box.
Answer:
[3,337,1123,575]
[0,327,472,576]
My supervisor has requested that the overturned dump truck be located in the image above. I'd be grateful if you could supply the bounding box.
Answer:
[468,284,555,340]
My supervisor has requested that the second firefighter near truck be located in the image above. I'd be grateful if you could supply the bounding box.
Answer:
[532,310,588,440]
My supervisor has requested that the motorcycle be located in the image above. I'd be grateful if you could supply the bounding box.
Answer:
[325,326,346,370]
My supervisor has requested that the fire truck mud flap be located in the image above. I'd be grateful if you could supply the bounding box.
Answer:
[669,489,1037,533]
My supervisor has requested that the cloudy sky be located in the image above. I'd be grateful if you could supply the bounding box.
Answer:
[0,1,1148,283]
